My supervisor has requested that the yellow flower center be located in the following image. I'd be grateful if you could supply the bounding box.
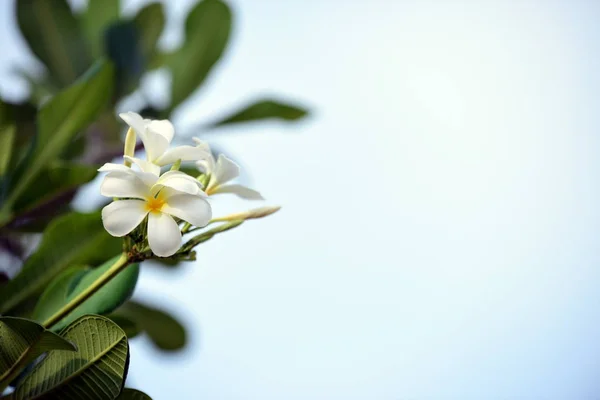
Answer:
[145,196,166,214]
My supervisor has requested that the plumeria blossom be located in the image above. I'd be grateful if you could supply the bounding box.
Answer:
[119,112,210,176]
[193,138,264,200]
[99,163,211,257]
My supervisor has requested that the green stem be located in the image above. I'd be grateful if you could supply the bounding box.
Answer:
[42,253,130,329]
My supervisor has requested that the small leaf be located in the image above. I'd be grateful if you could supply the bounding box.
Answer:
[33,255,140,332]
[207,98,309,128]
[168,0,231,110]
[0,125,15,177]
[0,212,121,313]
[0,317,76,392]
[16,0,92,87]
[81,0,120,58]
[134,2,165,66]
[13,315,129,400]
[4,61,113,212]
[114,301,186,351]
[117,389,153,400]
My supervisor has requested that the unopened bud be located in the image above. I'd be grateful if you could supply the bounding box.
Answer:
[123,127,136,167]
[211,206,281,223]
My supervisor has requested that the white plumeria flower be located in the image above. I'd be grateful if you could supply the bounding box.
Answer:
[119,112,209,176]
[193,138,264,200]
[98,163,212,257]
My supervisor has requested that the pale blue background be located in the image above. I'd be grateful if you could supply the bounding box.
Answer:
[2,0,600,398]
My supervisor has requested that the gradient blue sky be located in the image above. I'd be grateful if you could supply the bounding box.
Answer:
[2,0,600,398]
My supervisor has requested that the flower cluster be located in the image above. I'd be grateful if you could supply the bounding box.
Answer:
[98,112,264,257]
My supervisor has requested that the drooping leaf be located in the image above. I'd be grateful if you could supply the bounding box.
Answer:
[133,2,165,67]
[117,389,153,400]
[81,0,120,58]
[108,314,140,339]
[113,301,186,351]
[3,61,113,212]
[13,162,98,213]
[13,315,129,400]
[16,0,92,87]
[168,0,231,110]
[33,255,140,332]
[0,212,121,314]
[207,98,309,128]
[0,317,76,392]
[105,21,144,98]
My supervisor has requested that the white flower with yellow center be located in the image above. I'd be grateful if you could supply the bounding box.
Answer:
[119,112,210,175]
[99,163,211,257]
[193,138,263,200]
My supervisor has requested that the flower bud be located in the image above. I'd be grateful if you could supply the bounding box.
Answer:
[123,127,136,167]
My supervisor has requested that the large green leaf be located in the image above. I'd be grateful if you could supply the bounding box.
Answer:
[13,315,129,400]
[12,162,98,213]
[207,98,309,128]
[134,2,165,66]
[0,212,121,313]
[0,317,76,392]
[16,0,92,87]
[105,21,144,99]
[112,301,186,351]
[33,255,140,332]
[3,61,113,213]
[81,0,120,58]
[168,0,231,110]
[117,389,152,400]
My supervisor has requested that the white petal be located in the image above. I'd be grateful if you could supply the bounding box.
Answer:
[101,200,148,237]
[147,212,182,257]
[192,137,211,153]
[143,129,170,162]
[100,173,149,199]
[162,193,212,228]
[147,120,174,143]
[119,112,146,135]
[214,184,264,200]
[124,156,161,176]
[155,171,202,195]
[98,163,131,173]
[195,157,215,175]
[213,154,240,185]
[155,145,211,166]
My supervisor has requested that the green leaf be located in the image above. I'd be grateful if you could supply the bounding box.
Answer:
[113,301,186,351]
[33,255,140,332]
[207,98,309,128]
[168,0,231,110]
[117,389,152,400]
[0,125,15,177]
[13,315,129,400]
[0,212,122,313]
[3,60,113,212]
[0,317,76,392]
[134,2,165,66]
[16,0,92,87]
[81,0,120,58]
[13,162,98,213]
[107,314,140,339]
[105,21,144,99]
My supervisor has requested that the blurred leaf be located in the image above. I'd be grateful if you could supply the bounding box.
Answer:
[33,255,140,332]
[13,162,98,213]
[105,21,144,99]
[0,317,76,392]
[117,389,153,400]
[0,100,37,173]
[16,0,92,87]
[115,300,186,351]
[0,212,121,314]
[13,68,56,106]
[134,2,165,67]
[208,98,309,128]
[0,125,15,177]
[81,0,120,58]
[168,0,231,110]
[3,61,113,213]
[108,314,140,338]
[13,315,129,400]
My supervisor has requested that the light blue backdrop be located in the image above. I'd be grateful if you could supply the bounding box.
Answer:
[2,0,600,398]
